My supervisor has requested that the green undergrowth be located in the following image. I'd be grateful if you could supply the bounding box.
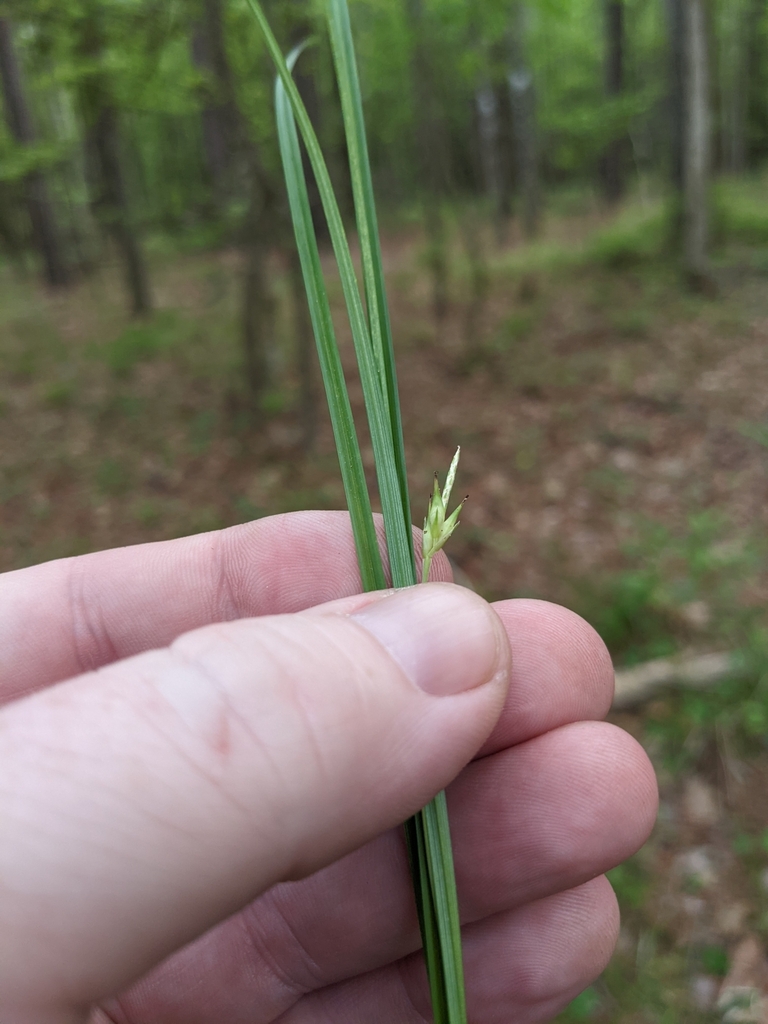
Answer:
[569,512,760,666]
[556,506,768,1022]
[565,506,768,769]
[585,206,667,269]
[714,176,768,247]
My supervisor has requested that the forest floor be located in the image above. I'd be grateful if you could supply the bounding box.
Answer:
[2,184,768,1021]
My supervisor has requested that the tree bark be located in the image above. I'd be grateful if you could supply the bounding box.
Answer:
[77,8,152,316]
[508,5,539,238]
[602,0,625,203]
[667,0,686,190]
[191,0,282,415]
[475,82,504,239]
[191,0,241,207]
[744,0,767,169]
[718,0,749,174]
[89,105,153,315]
[0,17,68,287]
[683,0,711,284]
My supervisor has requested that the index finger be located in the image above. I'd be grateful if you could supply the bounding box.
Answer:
[0,511,451,705]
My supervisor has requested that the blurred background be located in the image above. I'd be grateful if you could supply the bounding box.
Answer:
[1,0,768,1019]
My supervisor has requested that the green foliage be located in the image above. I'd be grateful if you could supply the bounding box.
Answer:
[258,3,465,1019]
[609,857,650,911]
[496,310,536,346]
[187,409,216,454]
[575,567,675,665]
[699,945,730,977]
[43,380,75,407]
[98,312,179,377]
[611,307,652,338]
[573,511,760,666]
[586,209,667,269]
[0,140,65,183]
[94,455,129,495]
[713,177,768,246]
[739,421,768,447]
[732,828,768,858]
[562,986,601,1020]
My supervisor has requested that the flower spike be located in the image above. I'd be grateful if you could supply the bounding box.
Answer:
[422,447,466,582]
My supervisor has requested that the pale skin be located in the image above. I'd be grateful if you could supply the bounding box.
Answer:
[0,511,658,1024]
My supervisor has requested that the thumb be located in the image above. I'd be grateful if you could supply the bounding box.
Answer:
[0,582,510,1020]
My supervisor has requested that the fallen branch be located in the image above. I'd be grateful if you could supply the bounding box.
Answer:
[613,651,735,710]
[448,562,738,711]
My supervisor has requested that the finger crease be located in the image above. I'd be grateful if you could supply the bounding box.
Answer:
[213,530,245,623]
[68,558,119,674]
[240,899,320,1008]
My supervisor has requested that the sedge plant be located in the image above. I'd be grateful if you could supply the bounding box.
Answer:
[245,1,468,1020]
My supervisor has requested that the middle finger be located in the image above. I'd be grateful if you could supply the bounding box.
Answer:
[106,720,656,1022]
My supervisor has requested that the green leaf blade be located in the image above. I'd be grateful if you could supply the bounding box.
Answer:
[248,6,468,1022]
[275,50,385,593]
[246,0,414,591]
[326,0,416,580]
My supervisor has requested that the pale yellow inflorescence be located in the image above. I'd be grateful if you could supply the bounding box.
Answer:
[422,446,466,583]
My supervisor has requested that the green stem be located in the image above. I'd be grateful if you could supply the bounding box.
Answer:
[422,553,432,585]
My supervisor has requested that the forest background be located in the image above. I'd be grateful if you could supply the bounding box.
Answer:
[2,0,768,1019]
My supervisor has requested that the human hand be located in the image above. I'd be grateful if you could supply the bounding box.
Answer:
[0,511,657,1024]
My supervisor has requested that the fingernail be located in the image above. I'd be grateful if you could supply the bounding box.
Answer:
[351,583,506,696]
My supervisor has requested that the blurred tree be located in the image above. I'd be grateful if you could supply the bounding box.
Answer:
[476,80,503,231]
[682,0,712,285]
[0,17,68,286]
[744,0,768,163]
[0,0,760,336]
[191,0,241,210]
[74,1,152,315]
[508,4,538,238]
[602,0,625,202]
[667,0,685,200]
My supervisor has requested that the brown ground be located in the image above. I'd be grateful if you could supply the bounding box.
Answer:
[2,206,768,1020]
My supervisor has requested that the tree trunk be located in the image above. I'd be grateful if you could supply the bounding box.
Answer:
[508,5,539,239]
[718,0,749,174]
[667,0,685,246]
[87,104,152,316]
[406,0,449,322]
[191,0,241,207]
[191,0,283,415]
[683,0,711,285]
[744,0,767,169]
[475,82,504,240]
[0,17,68,287]
[602,0,625,203]
[77,9,152,316]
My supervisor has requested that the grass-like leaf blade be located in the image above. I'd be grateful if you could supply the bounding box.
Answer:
[244,0,414,596]
[325,0,415,578]
[322,9,468,1021]
[423,792,467,1022]
[275,46,386,593]
[247,5,468,1021]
